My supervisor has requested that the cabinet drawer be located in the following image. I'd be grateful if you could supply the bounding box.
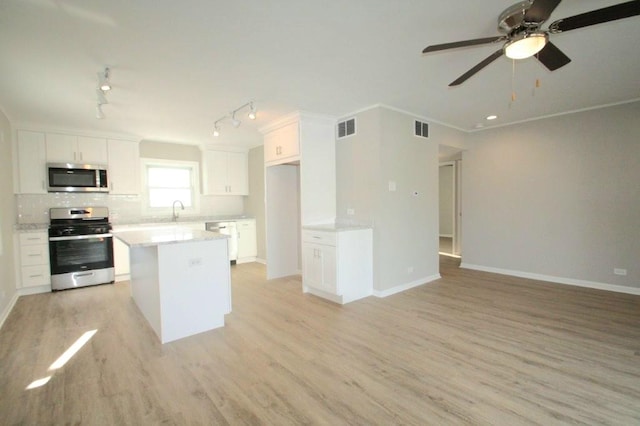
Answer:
[20,244,49,266]
[19,232,48,245]
[302,230,336,246]
[237,220,255,230]
[21,265,51,287]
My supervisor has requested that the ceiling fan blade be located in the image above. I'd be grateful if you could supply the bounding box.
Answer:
[535,42,571,70]
[449,49,504,87]
[422,36,506,54]
[524,0,562,24]
[549,0,640,33]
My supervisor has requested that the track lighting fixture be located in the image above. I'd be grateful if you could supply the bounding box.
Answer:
[96,89,108,105]
[211,101,257,137]
[231,112,241,128]
[248,102,257,120]
[95,67,113,119]
[98,67,111,91]
[95,104,105,119]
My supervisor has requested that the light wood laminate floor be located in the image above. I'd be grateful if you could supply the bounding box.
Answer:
[1,258,639,425]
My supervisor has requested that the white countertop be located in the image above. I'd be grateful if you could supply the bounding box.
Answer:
[114,227,228,248]
[302,223,372,232]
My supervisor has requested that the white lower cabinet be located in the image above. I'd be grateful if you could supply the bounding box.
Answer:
[236,219,257,263]
[303,243,337,293]
[113,236,130,280]
[17,231,51,289]
[301,226,372,304]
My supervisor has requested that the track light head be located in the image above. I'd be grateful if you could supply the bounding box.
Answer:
[231,112,241,128]
[96,89,108,105]
[95,104,105,119]
[98,67,111,91]
[248,102,257,120]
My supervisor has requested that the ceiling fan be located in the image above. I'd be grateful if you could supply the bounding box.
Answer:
[422,0,640,86]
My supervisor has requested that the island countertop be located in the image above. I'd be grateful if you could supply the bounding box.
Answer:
[113,226,228,248]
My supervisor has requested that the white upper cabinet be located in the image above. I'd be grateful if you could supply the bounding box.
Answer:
[16,130,47,194]
[46,133,108,164]
[202,150,248,195]
[107,139,140,195]
[263,121,300,165]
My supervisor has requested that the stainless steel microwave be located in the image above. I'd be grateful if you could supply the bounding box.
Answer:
[47,163,109,193]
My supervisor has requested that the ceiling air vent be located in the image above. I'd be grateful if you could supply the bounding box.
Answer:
[414,120,429,139]
[337,118,356,139]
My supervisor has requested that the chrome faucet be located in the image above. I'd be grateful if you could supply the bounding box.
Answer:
[172,200,185,222]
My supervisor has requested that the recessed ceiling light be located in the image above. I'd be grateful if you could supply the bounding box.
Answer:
[486,115,498,120]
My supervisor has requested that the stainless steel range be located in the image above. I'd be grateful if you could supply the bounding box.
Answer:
[48,207,115,291]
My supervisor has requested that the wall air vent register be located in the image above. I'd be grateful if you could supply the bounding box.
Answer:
[337,118,356,139]
[415,120,429,139]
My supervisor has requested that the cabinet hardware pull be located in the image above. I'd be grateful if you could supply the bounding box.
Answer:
[29,274,43,278]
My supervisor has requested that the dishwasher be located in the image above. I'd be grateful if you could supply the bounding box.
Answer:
[205,221,238,263]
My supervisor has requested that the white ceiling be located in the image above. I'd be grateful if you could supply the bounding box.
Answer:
[1,0,639,149]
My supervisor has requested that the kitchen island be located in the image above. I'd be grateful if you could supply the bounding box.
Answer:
[114,227,231,344]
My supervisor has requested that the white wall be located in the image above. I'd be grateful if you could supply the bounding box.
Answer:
[336,106,447,293]
[246,145,266,261]
[0,108,17,326]
[462,101,640,290]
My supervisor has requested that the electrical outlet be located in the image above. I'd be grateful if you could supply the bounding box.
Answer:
[388,181,396,192]
[347,208,355,215]
[407,266,414,274]
[189,258,203,267]
[614,268,627,276]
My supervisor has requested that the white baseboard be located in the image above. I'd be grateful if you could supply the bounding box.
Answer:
[0,291,20,330]
[236,257,257,264]
[255,258,267,265]
[115,273,130,282]
[460,263,640,296]
[18,285,51,296]
[373,274,441,298]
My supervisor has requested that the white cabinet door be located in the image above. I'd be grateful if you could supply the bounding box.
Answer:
[107,139,140,194]
[264,121,299,165]
[16,130,47,194]
[237,219,257,260]
[77,136,108,164]
[302,242,336,294]
[203,150,229,194]
[45,133,77,163]
[46,133,107,164]
[203,150,248,195]
[227,152,248,195]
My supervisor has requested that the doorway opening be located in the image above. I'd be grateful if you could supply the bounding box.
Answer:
[439,157,462,258]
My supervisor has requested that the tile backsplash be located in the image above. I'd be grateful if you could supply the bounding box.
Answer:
[16,193,244,224]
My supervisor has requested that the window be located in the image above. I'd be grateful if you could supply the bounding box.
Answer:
[141,159,200,213]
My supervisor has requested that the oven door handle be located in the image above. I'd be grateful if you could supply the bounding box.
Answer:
[49,233,113,242]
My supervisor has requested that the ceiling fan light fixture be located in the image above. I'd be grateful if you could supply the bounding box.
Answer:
[504,32,548,59]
